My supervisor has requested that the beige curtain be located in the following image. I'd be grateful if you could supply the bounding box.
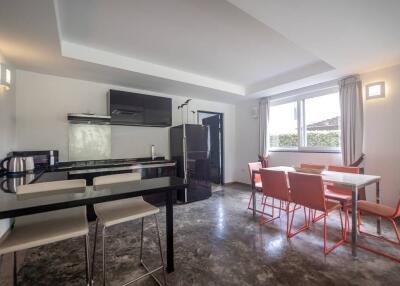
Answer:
[259,98,270,157]
[339,75,364,166]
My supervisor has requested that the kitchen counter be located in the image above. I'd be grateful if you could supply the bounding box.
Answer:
[1,157,178,220]
[1,157,176,192]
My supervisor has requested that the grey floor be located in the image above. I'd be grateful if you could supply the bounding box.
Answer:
[1,183,399,286]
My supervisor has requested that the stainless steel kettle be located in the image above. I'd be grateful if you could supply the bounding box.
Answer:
[1,156,26,174]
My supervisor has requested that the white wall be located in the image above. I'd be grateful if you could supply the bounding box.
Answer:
[234,99,259,183]
[235,64,400,207]
[15,70,236,182]
[0,52,16,237]
[361,65,400,207]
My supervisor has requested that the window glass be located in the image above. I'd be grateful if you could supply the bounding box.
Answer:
[304,93,340,148]
[269,101,298,148]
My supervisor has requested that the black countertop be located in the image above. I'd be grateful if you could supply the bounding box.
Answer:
[0,157,176,193]
[0,176,187,219]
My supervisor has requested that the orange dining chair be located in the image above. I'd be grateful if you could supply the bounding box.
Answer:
[247,162,263,212]
[300,163,325,170]
[321,165,361,237]
[259,169,299,236]
[287,172,345,254]
[355,199,400,263]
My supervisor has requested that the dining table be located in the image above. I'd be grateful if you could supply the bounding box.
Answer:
[0,176,187,273]
[251,166,381,259]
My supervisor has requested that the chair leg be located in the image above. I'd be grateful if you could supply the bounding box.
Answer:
[154,215,168,286]
[84,234,91,286]
[247,192,254,210]
[259,198,282,225]
[102,226,106,286]
[323,209,345,255]
[356,217,400,263]
[90,219,99,283]
[288,205,309,238]
[13,252,17,286]
[390,219,400,243]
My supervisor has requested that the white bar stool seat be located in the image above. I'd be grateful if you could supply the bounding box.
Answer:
[94,197,159,228]
[0,179,90,286]
[91,172,167,286]
[0,207,88,255]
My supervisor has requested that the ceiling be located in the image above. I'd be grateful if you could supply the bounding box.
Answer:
[0,0,399,102]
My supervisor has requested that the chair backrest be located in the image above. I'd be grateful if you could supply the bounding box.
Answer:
[300,163,325,170]
[258,155,269,168]
[327,165,360,195]
[327,165,360,174]
[288,172,326,212]
[248,162,262,183]
[260,169,290,201]
[16,179,86,195]
[93,172,141,186]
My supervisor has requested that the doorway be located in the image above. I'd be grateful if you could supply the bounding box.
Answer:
[197,111,224,186]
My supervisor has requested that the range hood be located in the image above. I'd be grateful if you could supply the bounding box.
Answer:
[67,113,111,125]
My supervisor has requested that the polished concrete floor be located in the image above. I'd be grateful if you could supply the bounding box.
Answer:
[1,183,399,285]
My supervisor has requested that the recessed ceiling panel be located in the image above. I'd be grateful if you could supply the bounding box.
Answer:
[56,0,328,86]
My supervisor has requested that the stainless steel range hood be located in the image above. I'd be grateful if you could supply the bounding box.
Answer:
[67,113,111,125]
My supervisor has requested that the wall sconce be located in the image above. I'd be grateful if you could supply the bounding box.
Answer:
[0,63,12,90]
[366,81,385,100]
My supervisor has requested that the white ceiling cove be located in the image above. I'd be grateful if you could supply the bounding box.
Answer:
[1,0,400,102]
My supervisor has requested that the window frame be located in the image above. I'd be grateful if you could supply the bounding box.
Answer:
[268,87,341,153]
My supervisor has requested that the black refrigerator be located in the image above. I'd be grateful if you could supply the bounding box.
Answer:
[170,124,211,203]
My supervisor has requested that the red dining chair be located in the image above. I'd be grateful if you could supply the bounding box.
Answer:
[320,165,361,237]
[287,172,345,254]
[259,169,299,236]
[247,162,263,212]
[354,199,400,263]
[300,163,325,170]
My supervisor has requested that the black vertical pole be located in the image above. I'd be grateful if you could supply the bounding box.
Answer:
[166,190,174,272]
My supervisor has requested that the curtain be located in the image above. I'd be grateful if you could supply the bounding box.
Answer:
[339,75,364,166]
[259,98,270,157]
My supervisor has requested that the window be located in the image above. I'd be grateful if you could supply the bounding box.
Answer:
[269,101,298,149]
[269,90,340,152]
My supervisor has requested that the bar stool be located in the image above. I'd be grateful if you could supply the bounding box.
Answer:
[0,179,90,286]
[91,172,167,286]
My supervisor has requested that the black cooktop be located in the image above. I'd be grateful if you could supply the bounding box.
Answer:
[56,157,171,170]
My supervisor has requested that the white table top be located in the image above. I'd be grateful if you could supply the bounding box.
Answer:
[266,166,381,188]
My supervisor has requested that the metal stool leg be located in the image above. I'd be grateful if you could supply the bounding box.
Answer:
[84,234,91,286]
[13,252,17,286]
[154,215,168,286]
[91,219,99,283]
[102,226,107,286]
[139,217,144,262]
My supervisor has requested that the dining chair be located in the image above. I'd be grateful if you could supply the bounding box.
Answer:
[320,165,361,237]
[287,172,345,254]
[355,199,400,263]
[91,172,167,286]
[300,163,325,170]
[259,169,299,236]
[247,162,263,212]
[0,179,90,286]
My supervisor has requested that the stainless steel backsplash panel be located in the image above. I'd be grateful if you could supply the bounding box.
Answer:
[69,124,111,161]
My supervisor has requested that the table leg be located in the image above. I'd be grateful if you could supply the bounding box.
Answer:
[252,173,256,217]
[376,182,381,235]
[166,191,174,273]
[351,186,358,259]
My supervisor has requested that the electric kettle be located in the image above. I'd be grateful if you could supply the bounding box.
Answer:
[1,156,27,174]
